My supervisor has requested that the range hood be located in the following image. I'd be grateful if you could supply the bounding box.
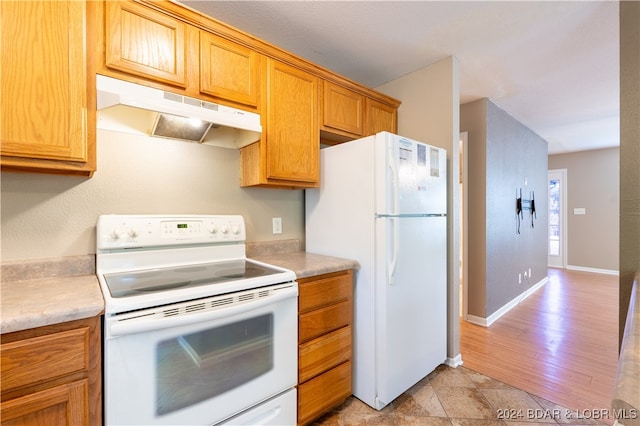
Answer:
[96,75,262,148]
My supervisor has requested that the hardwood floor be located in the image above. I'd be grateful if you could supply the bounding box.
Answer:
[460,268,619,414]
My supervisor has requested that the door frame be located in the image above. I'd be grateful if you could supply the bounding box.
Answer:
[548,168,567,268]
[460,132,468,319]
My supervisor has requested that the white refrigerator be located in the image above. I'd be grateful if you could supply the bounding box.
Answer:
[305,131,447,410]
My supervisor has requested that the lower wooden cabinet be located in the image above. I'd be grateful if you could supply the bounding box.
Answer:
[297,270,353,425]
[0,316,102,425]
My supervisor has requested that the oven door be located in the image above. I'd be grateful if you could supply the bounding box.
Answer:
[103,282,298,426]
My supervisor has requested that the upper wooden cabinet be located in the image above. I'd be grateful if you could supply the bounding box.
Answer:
[320,81,398,145]
[104,0,190,88]
[0,0,96,176]
[241,60,319,188]
[321,81,364,137]
[200,32,260,108]
[366,98,398,135]
[102,1,261,109]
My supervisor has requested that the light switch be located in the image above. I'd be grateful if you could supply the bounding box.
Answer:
[573,208,586,215]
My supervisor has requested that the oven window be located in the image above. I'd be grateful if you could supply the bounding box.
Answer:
[156,314,273,415]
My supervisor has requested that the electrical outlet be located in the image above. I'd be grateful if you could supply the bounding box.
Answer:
[272,217,282,235]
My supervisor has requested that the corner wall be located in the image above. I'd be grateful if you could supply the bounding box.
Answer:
[461,98,548,320]
[376,56,462,363]
[620,0,640,345]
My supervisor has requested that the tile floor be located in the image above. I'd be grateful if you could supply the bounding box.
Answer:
[311,365,609,425]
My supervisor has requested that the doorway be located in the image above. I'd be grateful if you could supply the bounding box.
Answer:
[548,169,567,268]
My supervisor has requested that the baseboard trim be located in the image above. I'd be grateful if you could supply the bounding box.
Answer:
[466,276,550,327]
[566,265,619,276]
[445,354,463,368]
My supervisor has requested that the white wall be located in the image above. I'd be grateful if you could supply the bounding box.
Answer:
[376,56,461,364]
[1,129,304,261]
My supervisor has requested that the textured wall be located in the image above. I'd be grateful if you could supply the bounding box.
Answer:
[1,129,305,261]
[459,100,488,317]
[461,98,548,319]
[620,0,640,345]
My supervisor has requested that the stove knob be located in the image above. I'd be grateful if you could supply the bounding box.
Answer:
[220,225,229,234]
[128,229,138,239]
[231,225,240,235]
[209,225,218,234]
[109,230,121,241]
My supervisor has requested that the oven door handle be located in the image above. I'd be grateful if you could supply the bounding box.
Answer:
[108,285,297,337]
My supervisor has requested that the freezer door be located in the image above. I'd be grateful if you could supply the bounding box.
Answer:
[375,132,447,215]
[374,215,447,407]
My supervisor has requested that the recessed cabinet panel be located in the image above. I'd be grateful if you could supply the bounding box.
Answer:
[322,82,364,136]
[0,0,92,172]
[200,32,259,107]
[0,380,89,425]
[105,1,187,87]
[366,98,398,135]
[0,317,101,426]
[266,60,319,183]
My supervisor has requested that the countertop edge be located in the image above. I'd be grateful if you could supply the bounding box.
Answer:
[1,274,104,335]
[1,251,357,334]
[251,251,360,279]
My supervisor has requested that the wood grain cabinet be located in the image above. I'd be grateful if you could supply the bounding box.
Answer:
[241,59,319,188]
[200,32,260,108]
[0,316,102,426]
[320,81,398,145]
[297,270,353,425]
[103,1,261,109]
[104,0,190,88]
[366,97,398,135]
[0,0,96,176]
[321,81,365,138]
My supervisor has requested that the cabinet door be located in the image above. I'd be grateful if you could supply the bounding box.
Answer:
[1,0,94,174]
[366,98,397,135]
[322,81,364,136]
[105,1,188,87]
[266,60,319,183]
[200,32,259,107]
[0,380,88,426]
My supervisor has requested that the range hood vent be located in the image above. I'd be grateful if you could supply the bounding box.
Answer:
[96,75,262,148]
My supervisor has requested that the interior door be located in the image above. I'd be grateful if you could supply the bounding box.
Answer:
[375,215,447,406]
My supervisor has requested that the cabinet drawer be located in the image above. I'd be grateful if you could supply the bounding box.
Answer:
[299,300,351,343]
[1,327,89,392]
[299,326,351,383]
[298,271,352,313]
[298,361,351,425]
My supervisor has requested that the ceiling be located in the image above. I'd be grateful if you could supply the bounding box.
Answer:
[180,1,619,154]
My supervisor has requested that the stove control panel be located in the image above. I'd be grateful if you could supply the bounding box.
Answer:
[97,215,246,250]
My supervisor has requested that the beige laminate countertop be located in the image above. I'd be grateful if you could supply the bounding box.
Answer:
[1,274,104,334]
[1,249,358,334]
[251,251,359,279]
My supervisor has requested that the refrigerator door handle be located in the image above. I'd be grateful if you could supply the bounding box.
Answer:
[388,217,399,285]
